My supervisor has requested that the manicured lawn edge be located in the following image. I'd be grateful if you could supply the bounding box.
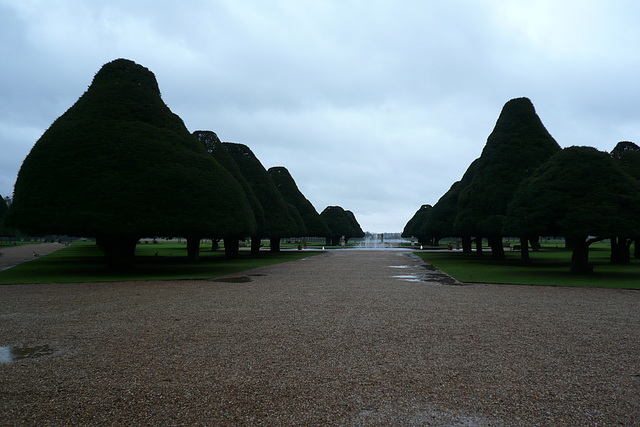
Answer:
[415,249,640,289]
[0,242,322,284]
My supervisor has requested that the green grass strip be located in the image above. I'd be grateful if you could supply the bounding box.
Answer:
[0,242,321,284]
[416,248,640,289]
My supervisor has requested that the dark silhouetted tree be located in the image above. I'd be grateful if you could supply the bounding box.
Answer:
[402,204,435,245]
[455,98,561,259]
[221,142,296,254]
[268,166,330,239]
[194,130,261,258]
[610,141,640,261]
[505,146,640,274]
[321,206,364,245]
[5,59,255,268]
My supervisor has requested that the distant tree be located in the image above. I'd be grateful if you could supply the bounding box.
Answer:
[0,195,12,238]
[344,210,365,243]
[194,130,261,258]
[321,206,364,245]
[221,142,296,254]
[423,158,482,253]
[402,204,435,245]
[268,166,331,239]
[610,141,640,260]
[505,146,640,273]
[455,98,561,259]
[5,59,255,268]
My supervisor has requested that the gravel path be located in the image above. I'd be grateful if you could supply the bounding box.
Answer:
[0,242,67,271]
[1,249,639,425]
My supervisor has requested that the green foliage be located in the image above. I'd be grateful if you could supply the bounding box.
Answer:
[221,142,296,238]
[268,166,331,237]
[5,59,255,243]
[611,141,640,181]
[321,206,364,243]
[454,98,561,236]
[194,130,261,236]
[505,146,640,238]
[402,204,432,242]
[344,210,365,238]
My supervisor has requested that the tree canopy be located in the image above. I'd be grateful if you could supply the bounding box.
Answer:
[5,59,255,265]
[454,97,561,257]
[505,146,640,272]
[221,142,297,253]
[402,204,433,244]
[321,206,364,245]
[268,166,330,238]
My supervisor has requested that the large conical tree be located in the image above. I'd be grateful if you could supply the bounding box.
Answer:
[454,97,561,259]
[267,166,331,239]
[221,142,296,254]
[194,130,261,258]
[6,59,255,267]
[505,146,640,273]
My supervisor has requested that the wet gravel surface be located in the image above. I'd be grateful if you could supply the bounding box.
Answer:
[1,250,639,425]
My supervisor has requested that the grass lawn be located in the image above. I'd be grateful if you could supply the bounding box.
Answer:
[416,247,640,289]
[0,241,321,285]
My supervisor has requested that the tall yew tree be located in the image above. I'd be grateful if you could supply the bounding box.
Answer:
[454,97,561,259]
[6,59,255,267]
[505,146,640,273]
[221,142,296,255]
[268,166,331,239]
[194,130,261,258]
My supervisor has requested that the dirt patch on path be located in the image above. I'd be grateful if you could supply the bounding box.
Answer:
[0,243,67,271]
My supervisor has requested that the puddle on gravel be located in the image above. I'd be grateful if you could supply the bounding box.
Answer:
[212,276,253,283]
[0,345,55,363]
[389,265,461,285]
[211,274,267,283]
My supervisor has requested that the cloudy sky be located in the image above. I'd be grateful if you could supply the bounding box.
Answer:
[2,0,640,233]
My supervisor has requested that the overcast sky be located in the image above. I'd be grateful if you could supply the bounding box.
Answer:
[2,1,640,233]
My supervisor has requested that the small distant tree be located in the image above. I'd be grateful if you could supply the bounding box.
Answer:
[5,59,255,268]
[321,206,364,245]
[505,146,640,273]
[402,205,435,245]
[0,195,15,239]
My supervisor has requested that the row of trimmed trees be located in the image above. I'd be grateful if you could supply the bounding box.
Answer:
[3,58,364,268]
[403,97,640,273]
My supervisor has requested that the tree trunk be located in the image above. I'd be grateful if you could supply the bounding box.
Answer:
[97,235,138,271]
[610,237,631,264]
[270,237,281,253]
[530,236,541,252]
[186,236,200,261]
[570,238,592,274]
[462,236,472,253]
[488,235,505,260]
[223,236,240,259]
[211,239,220,252]
[251,234,261,256]
[475,236,483,257]
[635,238,640,259]
[520,236,530,264]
